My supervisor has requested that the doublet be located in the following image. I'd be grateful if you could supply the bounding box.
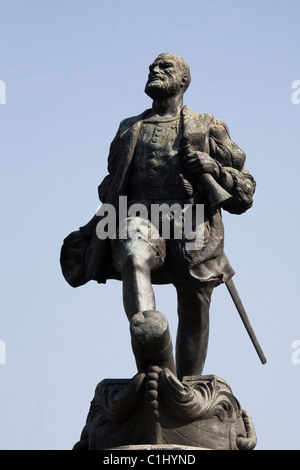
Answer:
[128,115,189,200]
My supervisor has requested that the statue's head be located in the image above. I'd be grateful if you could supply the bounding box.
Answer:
[145,52,191,100]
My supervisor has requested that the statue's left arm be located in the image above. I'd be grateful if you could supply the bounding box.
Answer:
[209,119,256,215]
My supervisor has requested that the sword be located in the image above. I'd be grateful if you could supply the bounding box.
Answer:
[225,277,267,364]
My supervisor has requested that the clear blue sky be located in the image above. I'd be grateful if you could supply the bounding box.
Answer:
[0,0,299,450]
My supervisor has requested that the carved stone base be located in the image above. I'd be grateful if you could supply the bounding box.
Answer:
[73,368,257,451]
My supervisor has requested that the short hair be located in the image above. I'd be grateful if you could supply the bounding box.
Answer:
[153,52,191,91]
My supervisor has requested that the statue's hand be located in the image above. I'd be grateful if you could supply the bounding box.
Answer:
[184,151,220,178]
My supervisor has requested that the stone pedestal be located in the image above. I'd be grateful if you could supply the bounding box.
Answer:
[73,368,257,451]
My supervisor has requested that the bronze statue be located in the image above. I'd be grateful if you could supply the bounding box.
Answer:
[62,53,266,451]
[61,52,257,380]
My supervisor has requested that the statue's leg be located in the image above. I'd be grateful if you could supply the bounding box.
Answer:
[121,250,157,320]
[112,217,166,320]
[174,281,214,381]
[112,217,173,374]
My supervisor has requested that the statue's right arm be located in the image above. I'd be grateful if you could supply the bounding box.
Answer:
[78,130,121,237]
[97,131,120,203]
[97,113,145,203]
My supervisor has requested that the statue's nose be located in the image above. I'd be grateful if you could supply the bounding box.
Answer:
[152,64,161,75]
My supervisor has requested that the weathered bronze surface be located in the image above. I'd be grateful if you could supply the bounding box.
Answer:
[61,53,259,450]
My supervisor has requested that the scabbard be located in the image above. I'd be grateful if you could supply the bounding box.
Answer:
[226,278,267,365]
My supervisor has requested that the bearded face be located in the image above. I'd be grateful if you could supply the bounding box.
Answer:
[145,54,189,100]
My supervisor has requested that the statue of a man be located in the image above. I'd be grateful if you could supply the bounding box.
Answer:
[61,53,256,381]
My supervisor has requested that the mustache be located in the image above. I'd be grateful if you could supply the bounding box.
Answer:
[147,72,168,82]
[146,76,168,86]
